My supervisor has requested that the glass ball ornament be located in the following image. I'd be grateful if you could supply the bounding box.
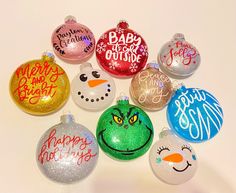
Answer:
[71,62,116,111]
[167,85,224,143]
[36,114,99,183]
[9,52,70,115]
[96,20,148,77]
[158,33,201,78]
[130,62,173,111]
[51,15,95,63]
[149,129,198,185]
[96,95,154,160]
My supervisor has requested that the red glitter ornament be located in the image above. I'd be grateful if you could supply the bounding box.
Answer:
[96,21,148,77]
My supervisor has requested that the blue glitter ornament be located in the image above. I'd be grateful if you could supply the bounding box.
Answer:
[167,85,223,143]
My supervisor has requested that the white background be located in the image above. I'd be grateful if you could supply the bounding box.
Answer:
[0,0,236,192]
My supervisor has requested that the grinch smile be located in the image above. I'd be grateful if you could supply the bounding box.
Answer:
[173,161,192,172]
[98,125,153,155]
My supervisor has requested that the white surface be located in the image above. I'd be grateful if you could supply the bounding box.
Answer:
[0,0,236,192]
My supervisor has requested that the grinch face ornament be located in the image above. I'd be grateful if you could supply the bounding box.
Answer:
[71,63,116,111]
[149,129,198,185]
[96,96,154,160]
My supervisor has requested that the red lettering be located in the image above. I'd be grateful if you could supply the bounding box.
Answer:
[14,79,57,104]
[13,61,65,105]
[37,129,97,165]
[164,41,198,66]
[15,61,64,82]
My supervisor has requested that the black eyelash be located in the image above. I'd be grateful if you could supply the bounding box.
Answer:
[157,146,170,155]
[181,145,192,152]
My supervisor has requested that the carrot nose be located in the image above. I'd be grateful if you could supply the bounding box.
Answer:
[163,153,183,163]
[88,79,107,87]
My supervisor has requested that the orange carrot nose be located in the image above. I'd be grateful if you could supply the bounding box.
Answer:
[163,153,183,163]
[88,79,107,87]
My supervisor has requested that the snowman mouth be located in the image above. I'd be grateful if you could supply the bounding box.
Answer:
[98,125,153,155]
[173,161,192,172]
[77,84,111,103]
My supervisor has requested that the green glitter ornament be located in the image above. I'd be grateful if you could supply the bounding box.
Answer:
[96,95,154,160]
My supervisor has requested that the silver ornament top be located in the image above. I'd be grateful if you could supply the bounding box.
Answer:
[159,128,173,139]
[80,62,93,72]
[147,62,160,69]
[172,33,185,41]
[60,114,75,123]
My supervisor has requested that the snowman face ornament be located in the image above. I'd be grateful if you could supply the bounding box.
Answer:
[71,63,116,111]
[149,130,197,185]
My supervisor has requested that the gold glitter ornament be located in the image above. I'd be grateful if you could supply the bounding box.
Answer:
[9,52,70,115]
[130,62,173,111]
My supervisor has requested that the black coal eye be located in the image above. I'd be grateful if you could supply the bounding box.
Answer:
[92,71,100,78]
[80,74,87,82]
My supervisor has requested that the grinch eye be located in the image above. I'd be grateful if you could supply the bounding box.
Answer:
[129,114,138,125]
[113,115,123,125]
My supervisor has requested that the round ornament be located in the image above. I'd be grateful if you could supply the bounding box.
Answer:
[96,95,154,160]
[10,52,70,115]
[96,21,148,77]
[71,62,116,111]
[36,114,99,183]
[130,62,173,111]
[51,16,95,63]
[149,129,198,185]
[158,33,201,78]
[167,85,223,143]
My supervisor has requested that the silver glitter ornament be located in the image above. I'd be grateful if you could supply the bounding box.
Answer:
[36,114,99,184]
[158,33,201,78]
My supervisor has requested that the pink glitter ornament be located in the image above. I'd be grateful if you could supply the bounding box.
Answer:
[51,16,95,64]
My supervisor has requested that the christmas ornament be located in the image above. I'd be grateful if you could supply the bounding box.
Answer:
[36,114,99,183]
[167,85,223,143]
[96,20,148,77]
[130,62,173,111]
[71,62,116,111]
[149,129,198,185]
[51,16,95,63]
[10,52,70,115]
[158,33,201,78]
[96,95,153,160]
